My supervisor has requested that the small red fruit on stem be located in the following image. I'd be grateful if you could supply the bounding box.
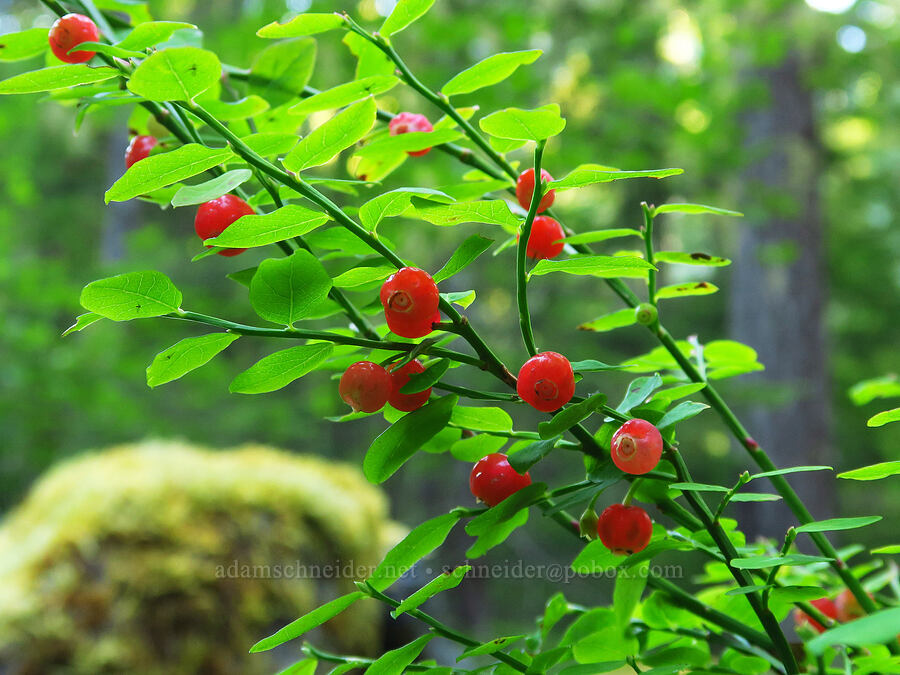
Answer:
[597,503,653,555]
[610,419,663,475]
[389,112,434,156]
[380,267,440,338]
[521,216,565,260]
[125,135,158,168]
[517,352,575,412]
[516,168,555,213]
[469,453,532,506]
[339,361,392,413]
[194,194,254,257]
[793,597,839,633]
[48,14,99,64]
[388,360,432,412]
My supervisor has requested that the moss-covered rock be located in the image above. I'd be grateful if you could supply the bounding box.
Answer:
[0,441,403,674]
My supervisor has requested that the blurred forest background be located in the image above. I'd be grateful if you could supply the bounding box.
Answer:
[1,0,898,643]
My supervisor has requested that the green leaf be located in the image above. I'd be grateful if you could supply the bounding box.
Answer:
[748,465,832,481]
[364,396,457,483]
[872,545,900,555]
[127,47,220,101]
[433,234,493,283]
[105,144,232,203]
[80,271,182,321]
[343,31,394,79]
[205,204,330,248]
[364,634,433,675]
[70,43,147,59]
[353,128,463,159]
[249,38,316,107]
[539,393,607,439]
[62,312,104,336]
[669,482,729,492]
[479,104,566,141]
[849,375,900,405]
[171,170,252,207]
[392,566,471,617]
[808,607,900,656]
[508,437,559,472]
[117,21,197,50]
[869,408,900,427]
[549,165,683,191]
[653,203,743,217]
[571,540,622,574]
[0,28,49,62]
[146,333,240,387]
[284,97,377,172]
[457,635,525,660]
[450,434,505,462]
[290,76,399,115]
[558,228,643,245]
[242,132,300,157]
[655,281,719,300]
[227,267,257,288]
[570,359,628,372]
[466,482,547,536]
[203,95,270,121]
[0,65,117,94]
[728,493,782,502]
[838,461,900,481]
[441,290,476,309]
[332,266,394,289]
[359,187,453,232]
[412,200,521,230]
[256,13,345,38]
[656,401,709,429]
[450,406,512,433]
[466,508,528,558]
[530,256,655,280]
[249,250,333,325]
[617,374,663,413]
[577,308,637,333]
[249,591,365,652]
[794,516,882,533]
[400,359,450,394]
[730,554,834,569]
[614,564,648,630]
[368,512,461,592]
[381,0,436,37]
[230,343,333,394]
[442,50,542,96]
[654,251,731,267]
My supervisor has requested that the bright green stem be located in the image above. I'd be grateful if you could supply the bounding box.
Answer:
[641,202,657,306]
[516,141,545,357]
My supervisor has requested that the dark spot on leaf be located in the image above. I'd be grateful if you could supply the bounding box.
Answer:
[696,282,709,288]
[690,252,712,260]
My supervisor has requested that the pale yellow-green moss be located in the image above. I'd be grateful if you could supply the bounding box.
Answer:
[0,440,404,675]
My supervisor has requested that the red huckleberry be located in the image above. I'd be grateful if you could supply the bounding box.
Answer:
[339,361,392,414]
[385,308,440,339]
[48,14,99,64]
[469,453,532,507]
[194,194,254,257]
[388,360,432,412]
[793,597,839,634]
[125,135,158,169]
[516,351,575,412]
[597,503,653,555]
[516,168,555,214]
[610,418,663,475]
[389,112,434,156]
[380,267,440,338]
[522,216,565,260]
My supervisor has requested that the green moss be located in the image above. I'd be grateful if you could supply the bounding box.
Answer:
[0,441,404,674]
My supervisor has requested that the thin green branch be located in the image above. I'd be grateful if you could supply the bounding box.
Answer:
[641,201,657,306]
[516,141,545,357]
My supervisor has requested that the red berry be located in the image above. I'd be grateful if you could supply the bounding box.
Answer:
[125,135,158,169]
[610,419,663,475]
[389,112,434,157]
[469,453,532,506]
[794,597,839,634]
[388,360,431,412]
[380,267,440,338]
[194,194,254,257]
[516,351,575,412]
[835,589,868,623]
[339,361,392,413]
[516,168,555,214]
[48,14,99,64]
[597,503,653,555]
[521,216,565,260]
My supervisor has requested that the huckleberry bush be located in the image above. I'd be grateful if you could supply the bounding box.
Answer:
[2,1,900,673]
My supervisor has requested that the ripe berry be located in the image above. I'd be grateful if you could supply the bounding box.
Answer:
[389,112,434,156]
[469,453,532,507]
[597,503,653,555]
[194,194,254,257]
[635,303,658,326]
[521,216,565,260]
[793,597,839,634]
[380,267,440,339]
[516,352,575,413]
[339,361,392,413]
[388,360,431,412]
[125,135,158,169]
[48,14,99,64]
[835,589,868,623]
[610,419,663,475]
[516,168,555,214]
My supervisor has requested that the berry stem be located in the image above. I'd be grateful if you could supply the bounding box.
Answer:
[641,202,658,309]
[622,479,642,507]
[515,141,545,357]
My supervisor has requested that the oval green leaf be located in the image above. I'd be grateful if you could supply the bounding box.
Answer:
[0,65,117,94]
[249,591,365,653]
[206,204,330,248]
[146,333,240,387]
[127,47,221,101]
[80,271,182,321]
[442,50,542,97]
[283,97,377,172]
[229,343,333,394]
[249,250,333,325]
[479,104,566,141]
[171,169,252,207]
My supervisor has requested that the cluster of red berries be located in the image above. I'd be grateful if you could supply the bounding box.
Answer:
[48,13,99,64]
[339,359,431,414]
